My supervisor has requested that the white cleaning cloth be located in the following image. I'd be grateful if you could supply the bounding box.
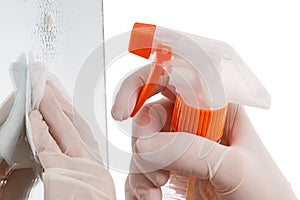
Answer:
[0,54,32,169]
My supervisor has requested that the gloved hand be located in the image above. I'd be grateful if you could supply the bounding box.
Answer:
[29,81,116,200]
[112,65,297,200]
[0,55,37,200]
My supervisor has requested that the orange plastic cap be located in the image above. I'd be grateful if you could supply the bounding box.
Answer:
[128,22,156,59]
[171,95,228,141]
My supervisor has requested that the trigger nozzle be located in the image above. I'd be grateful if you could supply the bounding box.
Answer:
[130,44,172,117]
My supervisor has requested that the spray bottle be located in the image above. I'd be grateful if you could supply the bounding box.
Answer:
[128,22,271,199]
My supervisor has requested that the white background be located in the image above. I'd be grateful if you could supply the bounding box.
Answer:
[1,0,300,199]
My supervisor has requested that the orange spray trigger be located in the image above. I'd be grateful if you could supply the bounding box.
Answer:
[130,44,172,117]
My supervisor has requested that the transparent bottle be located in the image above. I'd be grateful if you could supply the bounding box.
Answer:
[163,172,196,200]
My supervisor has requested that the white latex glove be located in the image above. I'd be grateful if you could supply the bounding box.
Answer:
[112,65,297,200]
[29,81,116,200]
